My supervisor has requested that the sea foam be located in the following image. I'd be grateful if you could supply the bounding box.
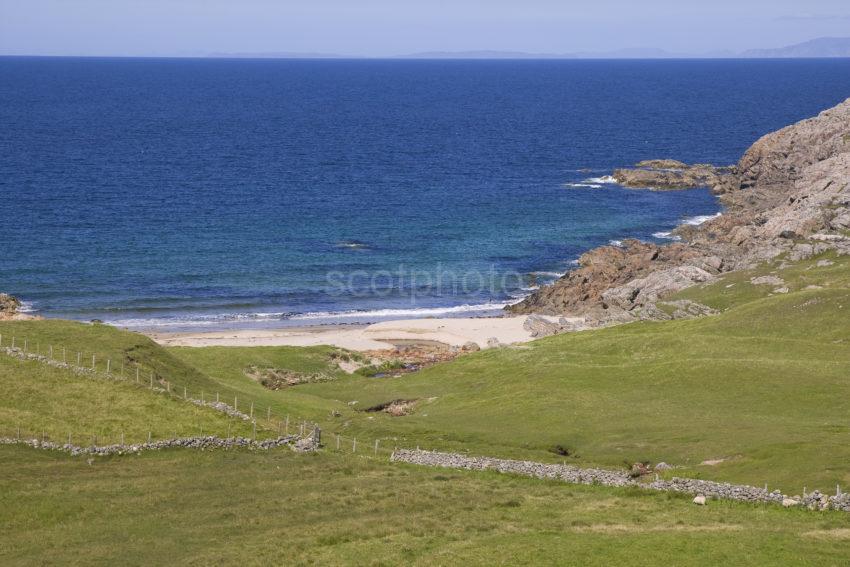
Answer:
[682,212,722,225]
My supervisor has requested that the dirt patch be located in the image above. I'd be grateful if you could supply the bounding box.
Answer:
[363,399,420,417]
[802,528,850,540]
[244,366,335,390]
[360,343,478,375]
[570,524,743,534]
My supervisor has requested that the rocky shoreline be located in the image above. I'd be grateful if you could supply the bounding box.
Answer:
[509,98,850,325]
[0,293,39,321]
[613,159,733,191]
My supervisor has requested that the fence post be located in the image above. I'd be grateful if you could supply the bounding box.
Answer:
[216,392,220,403]
[91,354,95,370]
[106,359,111,375]
[336,434,340,450]
[67,432,71,446]
[150,372,154,389]
[252,421,256,440]
[77,352,81,366]
[267,407,271,421]
[62,348,66,363]
[148,431,152,443]
[285,415,289,434]
[374,439,379,455]
[11,336,15,349]
[136,367,139,383]
[24,339,28,353]
[183,385,187,399]
[49,345,53,359]
[250,402,254,419]
[353,438,357,453]
[121,431,125,446]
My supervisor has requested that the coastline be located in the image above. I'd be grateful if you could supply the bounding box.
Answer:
[147,315,561,351]
[143,206,726,351]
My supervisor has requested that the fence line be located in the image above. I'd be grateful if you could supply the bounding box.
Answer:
[0,334,399,460]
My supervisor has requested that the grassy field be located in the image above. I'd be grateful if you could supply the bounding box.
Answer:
[2,250,849,564]
[166,251,850,490]
[1,446,849,566]
[0,355,255,443]
[5,252,845,490]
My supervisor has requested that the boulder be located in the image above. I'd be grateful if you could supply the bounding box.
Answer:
[522,314,563,338]
[0,293,20,315]
[693,495,707,506]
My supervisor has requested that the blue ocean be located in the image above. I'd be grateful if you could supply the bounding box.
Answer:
[2,57,850,330]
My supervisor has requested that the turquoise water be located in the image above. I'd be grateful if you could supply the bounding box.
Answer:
[2,57,850,329]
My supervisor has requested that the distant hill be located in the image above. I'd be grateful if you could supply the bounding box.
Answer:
[207,51,347,59]
[741,37,850,58]
[398,48,685,59]
[205,37,850,61]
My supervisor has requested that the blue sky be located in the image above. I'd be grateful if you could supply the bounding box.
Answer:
[1,0,849,56]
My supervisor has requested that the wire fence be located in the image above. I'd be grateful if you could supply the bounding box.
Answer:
[0,332,400,459]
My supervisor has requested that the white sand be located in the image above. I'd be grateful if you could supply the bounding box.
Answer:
[148,315,550,351]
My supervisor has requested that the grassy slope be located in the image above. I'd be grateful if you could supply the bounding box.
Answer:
[1,446,848,566]
[0,355,255,442]
[170,252,850,491]
[167,345,346,421]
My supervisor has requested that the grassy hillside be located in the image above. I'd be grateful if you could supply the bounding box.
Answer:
[2,251,847,485]
[0,355,255,443]
[162,252,850,491]
[2,446,848,565]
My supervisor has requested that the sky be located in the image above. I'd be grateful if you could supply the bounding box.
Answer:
[1,0,850,57]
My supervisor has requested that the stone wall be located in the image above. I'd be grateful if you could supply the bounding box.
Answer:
[391,449,850,513]
[0,434,317,456]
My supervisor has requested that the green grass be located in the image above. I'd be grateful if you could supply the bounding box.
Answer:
[163,251,850,491]
[1,251,850,563]
[0,319,215,392]
[167,345,346,421]
[0,355,255,443]
[1,446,848,566]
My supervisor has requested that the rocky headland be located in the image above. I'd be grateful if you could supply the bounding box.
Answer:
[613,159,734,191]
[0,293,38,321]
[509,97,850,325]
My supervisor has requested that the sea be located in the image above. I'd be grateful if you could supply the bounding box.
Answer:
[2,57,850,330]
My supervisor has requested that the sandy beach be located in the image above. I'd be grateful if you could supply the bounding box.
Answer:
[148,315,567,351]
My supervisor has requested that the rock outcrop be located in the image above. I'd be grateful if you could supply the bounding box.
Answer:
[613,160,733,191]
[510,97,850,323]
[0,293,38,321]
